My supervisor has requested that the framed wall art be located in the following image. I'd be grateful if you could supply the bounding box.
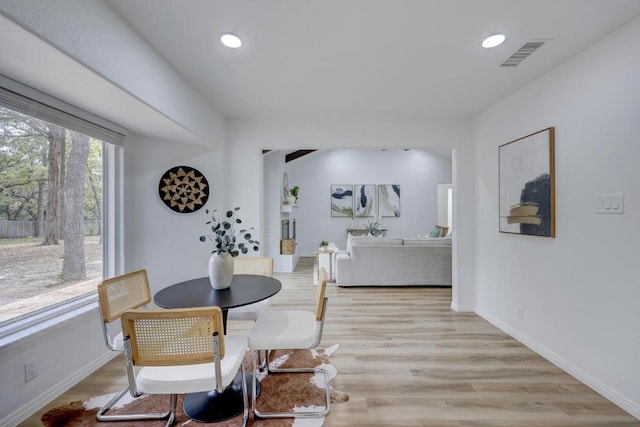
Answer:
[354,184,376,217]
[158,165,209,213]
[378,184,400,217]
[330,185,353,217]
[499,127,555,237]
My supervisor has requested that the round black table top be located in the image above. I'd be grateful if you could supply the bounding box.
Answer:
[154,274,282,310]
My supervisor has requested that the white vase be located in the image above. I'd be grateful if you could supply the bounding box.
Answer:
[285,194,296,205]
[208,252,234,290]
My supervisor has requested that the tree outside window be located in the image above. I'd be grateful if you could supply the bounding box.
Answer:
[0,106,103,323]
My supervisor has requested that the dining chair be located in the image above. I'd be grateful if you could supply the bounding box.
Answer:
[121,306,249,427]
[227,256,274,321]
[96,269,171,422]
[248,267,330,419]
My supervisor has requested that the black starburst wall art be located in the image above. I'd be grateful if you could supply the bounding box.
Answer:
[158,166,209,213]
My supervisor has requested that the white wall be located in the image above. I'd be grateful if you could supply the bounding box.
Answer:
[473,16,640,418]
[283,149,452,255]
[0,306,111,425]
[123,135,226,295]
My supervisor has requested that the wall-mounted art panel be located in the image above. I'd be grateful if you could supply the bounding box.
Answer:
[354,184,376,217]
[499,127,555,237]
[378,184,400,217]
[331,184,353,217]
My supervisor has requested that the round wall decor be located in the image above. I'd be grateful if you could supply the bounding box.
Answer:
[158,166,209,213]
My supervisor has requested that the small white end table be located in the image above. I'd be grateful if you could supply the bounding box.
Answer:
[313,249,335,284]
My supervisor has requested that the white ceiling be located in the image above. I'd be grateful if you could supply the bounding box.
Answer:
[106,0,640,120]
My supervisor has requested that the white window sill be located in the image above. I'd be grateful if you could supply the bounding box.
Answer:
[0,294,99,352]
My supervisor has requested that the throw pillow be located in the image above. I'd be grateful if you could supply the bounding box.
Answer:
[428,226,442,238]
[346,232,353,254]
[436,225,449,237]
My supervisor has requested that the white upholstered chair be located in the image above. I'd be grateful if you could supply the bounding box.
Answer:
[227,256,274,321]
[96,269,171,422]
[121,306,249,427]
[248,267,331,419]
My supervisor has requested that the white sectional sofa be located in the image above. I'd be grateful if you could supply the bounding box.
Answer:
[334,236,452,287]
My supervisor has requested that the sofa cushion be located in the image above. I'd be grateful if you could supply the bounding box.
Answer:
[403,237,451,247]
[351,237,403,246]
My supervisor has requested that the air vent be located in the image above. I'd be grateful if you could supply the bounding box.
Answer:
[500,41,545,67]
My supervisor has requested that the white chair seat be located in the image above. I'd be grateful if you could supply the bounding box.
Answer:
[247,268,330,420]
[249,311,318,350]
[111,332,125,351]
[137,335,248,395]
[227,299,271,321]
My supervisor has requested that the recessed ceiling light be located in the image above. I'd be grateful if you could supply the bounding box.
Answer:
[220,33,242,48]
[482,34,506,49]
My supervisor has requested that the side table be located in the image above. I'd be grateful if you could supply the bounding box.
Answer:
[313,249,335,284]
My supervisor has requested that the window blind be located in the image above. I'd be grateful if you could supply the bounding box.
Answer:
[0,74,128,146]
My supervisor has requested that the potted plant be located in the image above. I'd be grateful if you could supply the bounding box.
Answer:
[318,240,329,251]
[199,207,259,289]
[289,185,300,204]
[284,189,296,205]
[365,218,382,236]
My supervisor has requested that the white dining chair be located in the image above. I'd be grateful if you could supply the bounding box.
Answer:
[120,306,249,427]
[96,269,171,422]
[248,267,330,419]
[227,256,274,321]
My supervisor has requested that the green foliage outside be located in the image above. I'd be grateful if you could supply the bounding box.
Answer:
[0,107,102,224]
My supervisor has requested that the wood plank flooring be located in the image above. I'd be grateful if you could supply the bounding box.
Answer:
[20,257,639,426]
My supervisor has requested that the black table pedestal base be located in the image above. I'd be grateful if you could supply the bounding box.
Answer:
[183,372,259,423]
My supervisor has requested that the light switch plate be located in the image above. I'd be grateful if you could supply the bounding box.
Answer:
[595,193,624,214]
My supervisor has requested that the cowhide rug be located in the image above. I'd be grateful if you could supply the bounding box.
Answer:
[42,345,347,427]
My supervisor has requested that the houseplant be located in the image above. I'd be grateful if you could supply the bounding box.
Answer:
[289,185,300,203]
[318,240,329,251]
[199,207,259,289]
[365,218,382,236]
[284,184,299,205]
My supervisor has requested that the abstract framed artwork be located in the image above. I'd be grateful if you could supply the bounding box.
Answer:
[499,127,555,237]
[378,184,400,217]
[354,184,376,217]
[331,184,353,217]
[158,165,209,213]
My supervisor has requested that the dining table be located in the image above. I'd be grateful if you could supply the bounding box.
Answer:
[153,274,282,423]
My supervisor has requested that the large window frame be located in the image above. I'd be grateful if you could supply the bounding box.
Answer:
[0,74,126,341]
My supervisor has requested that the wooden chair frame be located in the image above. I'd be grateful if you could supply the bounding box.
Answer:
[121,307,248,427]
[96,269,171,422]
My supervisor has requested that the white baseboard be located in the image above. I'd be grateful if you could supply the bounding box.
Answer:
[450,301,474,312]
[2,350,117,427]
[475,307,640,421]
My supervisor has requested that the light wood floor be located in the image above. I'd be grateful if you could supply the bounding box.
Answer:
[21,257,639,426]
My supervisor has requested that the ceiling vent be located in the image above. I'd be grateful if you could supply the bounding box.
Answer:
[500,41,545,67]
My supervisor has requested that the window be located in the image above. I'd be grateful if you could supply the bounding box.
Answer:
[0,75,126,331]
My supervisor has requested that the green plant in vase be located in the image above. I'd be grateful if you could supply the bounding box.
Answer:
[199,207,259,290]
[199,207,259,256]
[289,185,300,203]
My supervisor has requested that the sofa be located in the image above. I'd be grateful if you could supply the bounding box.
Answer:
[334,236,452,287]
